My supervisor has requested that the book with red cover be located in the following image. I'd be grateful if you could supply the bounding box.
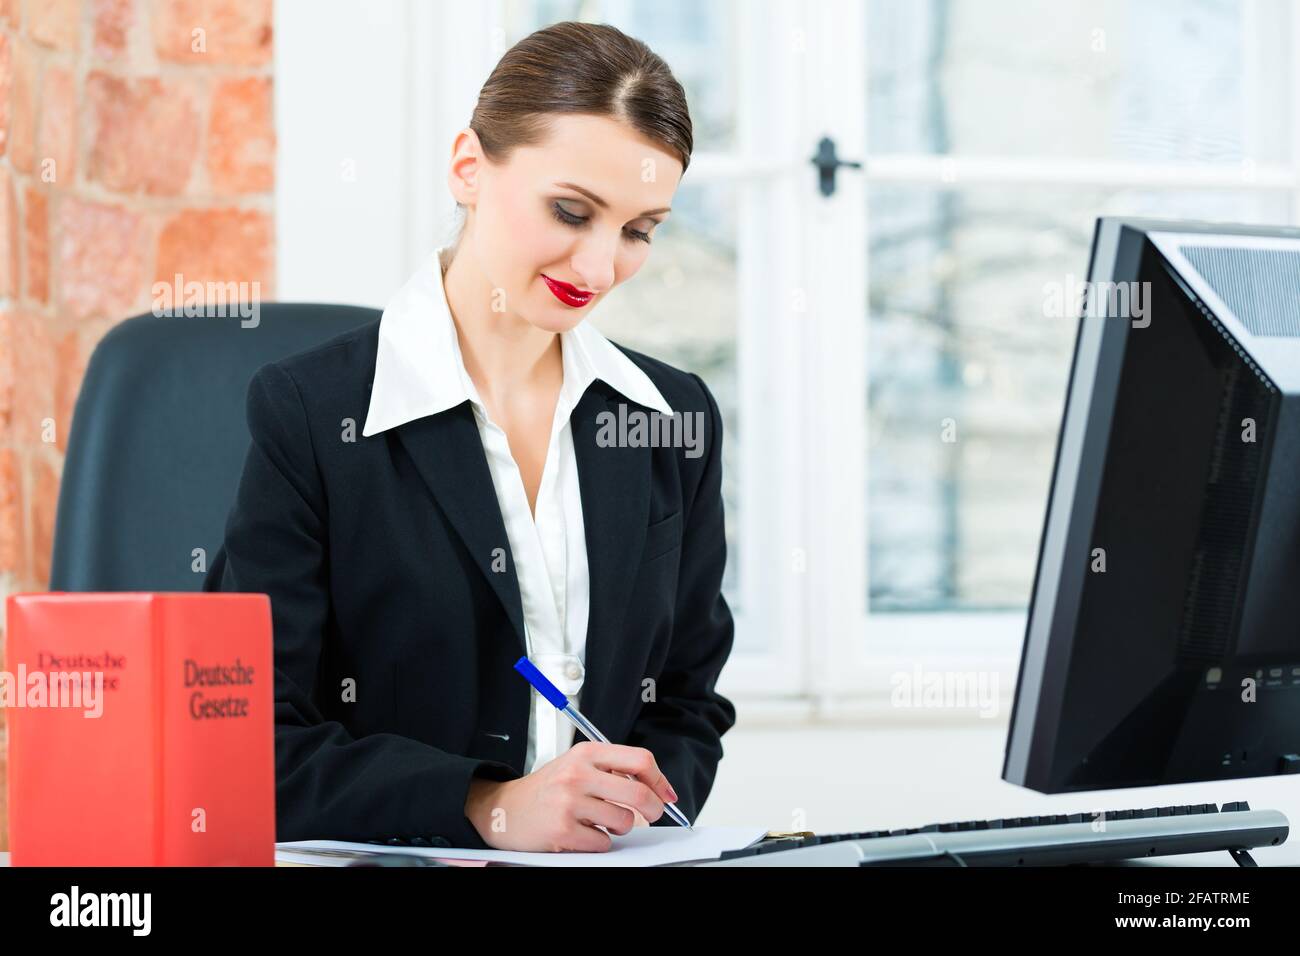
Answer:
[4,592,275,865]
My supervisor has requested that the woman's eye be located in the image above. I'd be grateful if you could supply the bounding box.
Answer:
[551,201,586,227]
[551,201,651,245]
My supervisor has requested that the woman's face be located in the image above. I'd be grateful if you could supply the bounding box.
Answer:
[449,113,684,333]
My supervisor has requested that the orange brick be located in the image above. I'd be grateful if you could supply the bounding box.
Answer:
[0,312,11,431]
[30,455,59,587]
[0,34,10,157]
[154,0,272,66]
[155,207,273,293]
[0,167,15,299]
[29,0,81,51]
[0,310,57,446]
[57,198,150,323]
[37,66,77,187]
[86,72,200,195]
[9,39,35,174]
[208,76,274,193]
[0,448,21,575]
[23,185,48,303]
[93,0,135,61]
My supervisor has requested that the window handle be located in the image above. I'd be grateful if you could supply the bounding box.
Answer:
[810,135,863,197]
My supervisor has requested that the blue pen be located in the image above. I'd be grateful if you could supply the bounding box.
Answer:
[514,656,693,829]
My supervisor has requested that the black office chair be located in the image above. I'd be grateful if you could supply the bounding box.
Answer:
[49,304,380,591]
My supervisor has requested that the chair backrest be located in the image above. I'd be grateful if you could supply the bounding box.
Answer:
[50,304,380,591]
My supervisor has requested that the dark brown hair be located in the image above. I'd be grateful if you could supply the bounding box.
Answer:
[452,21,693,241]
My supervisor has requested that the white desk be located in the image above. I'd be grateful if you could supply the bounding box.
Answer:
[4,721,1296,867]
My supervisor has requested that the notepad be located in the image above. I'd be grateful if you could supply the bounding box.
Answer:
[277,826,769,867]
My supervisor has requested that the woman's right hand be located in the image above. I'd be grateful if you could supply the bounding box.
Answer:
[464,741,678,851]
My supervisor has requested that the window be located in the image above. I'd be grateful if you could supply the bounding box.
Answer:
[864,0,1296,615]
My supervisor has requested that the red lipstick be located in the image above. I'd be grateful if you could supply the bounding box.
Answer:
[541,274,595,308]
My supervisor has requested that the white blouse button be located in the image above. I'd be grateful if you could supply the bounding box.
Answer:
[534,653,585,696]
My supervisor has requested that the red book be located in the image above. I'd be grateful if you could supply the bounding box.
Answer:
[4,592,275,866]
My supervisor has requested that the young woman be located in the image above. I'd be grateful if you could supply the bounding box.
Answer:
[206,21,735,853]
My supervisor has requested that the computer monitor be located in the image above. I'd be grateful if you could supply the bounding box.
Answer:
[1004,217,1300,793]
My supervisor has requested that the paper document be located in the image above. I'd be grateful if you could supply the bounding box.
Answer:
[277,826,769,867]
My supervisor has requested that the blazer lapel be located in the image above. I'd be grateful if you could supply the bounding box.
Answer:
[385,385,653,735]
[392,402,527,654]
[571,385,653,724]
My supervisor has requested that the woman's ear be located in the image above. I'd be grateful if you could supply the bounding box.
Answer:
[447,127,484,207]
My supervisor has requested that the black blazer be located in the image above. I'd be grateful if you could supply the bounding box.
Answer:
[203,317,737,847]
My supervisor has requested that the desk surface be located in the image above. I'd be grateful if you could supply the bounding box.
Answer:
[2,832,1295,867]
[5,723,1299,867]
[699,720,1300,867]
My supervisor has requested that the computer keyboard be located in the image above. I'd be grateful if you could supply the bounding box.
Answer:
[696,801,1289,867]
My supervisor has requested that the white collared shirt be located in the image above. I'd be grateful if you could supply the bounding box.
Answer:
[361,247,673,774]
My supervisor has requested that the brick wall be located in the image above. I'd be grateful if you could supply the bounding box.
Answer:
[0,0,276,851]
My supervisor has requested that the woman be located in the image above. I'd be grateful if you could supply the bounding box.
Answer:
[205,22,735,854]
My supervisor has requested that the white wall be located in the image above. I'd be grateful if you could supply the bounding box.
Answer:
[273,0,498,308]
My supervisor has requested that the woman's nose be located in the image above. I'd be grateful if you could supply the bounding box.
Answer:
[570,243,617,293]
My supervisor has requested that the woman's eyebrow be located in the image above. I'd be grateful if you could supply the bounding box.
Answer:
[553,181,671,217]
